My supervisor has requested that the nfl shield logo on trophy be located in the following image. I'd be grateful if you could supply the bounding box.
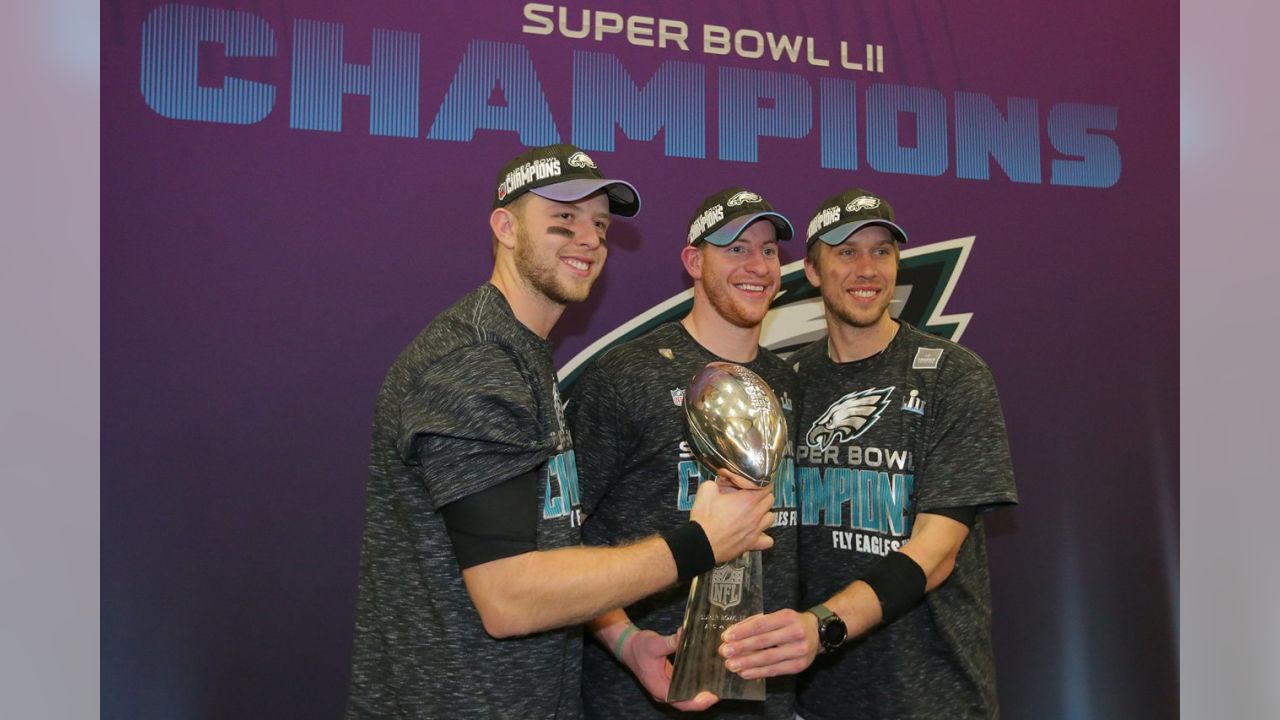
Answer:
[709,565,744,610]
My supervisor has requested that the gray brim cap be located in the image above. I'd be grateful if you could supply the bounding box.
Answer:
[703,211,794,246]
[494,144,641,217]
[687,187,794,246]
[530,178,641,217]
[815,218,909,246]
[805,188,908,247]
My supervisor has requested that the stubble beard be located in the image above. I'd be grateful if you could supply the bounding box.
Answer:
[514,224,592,305]
[822,284,891,329]
[702,264,771,329]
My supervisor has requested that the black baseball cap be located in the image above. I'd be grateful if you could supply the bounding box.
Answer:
[805,188,908,248]
[493,143,640,217]
[686,187,794,246]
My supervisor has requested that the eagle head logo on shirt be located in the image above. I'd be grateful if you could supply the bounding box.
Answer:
[806,387,895,451]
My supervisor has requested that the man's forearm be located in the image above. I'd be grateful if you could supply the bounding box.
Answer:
[463,536,677,638]
[590,608,633,652]
[825,512,969,638]
[464,477,774,638]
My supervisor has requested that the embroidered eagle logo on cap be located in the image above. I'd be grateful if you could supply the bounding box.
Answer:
[846,196,881,212]
[567,151,597,169]
[727,190,763,207]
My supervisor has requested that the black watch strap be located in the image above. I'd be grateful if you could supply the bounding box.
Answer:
[806,604,847,653]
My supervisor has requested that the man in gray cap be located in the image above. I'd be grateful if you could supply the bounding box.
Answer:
[346,148,777,720]
[716,188,1018,720]
[568,187,801,719]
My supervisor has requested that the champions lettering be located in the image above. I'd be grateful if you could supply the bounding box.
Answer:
[138,3,1122,187]
[502,157,562,197]
[676,440,797,521]
[807,206,842,238]
[677,458,797,519]
[543,448,582,526]
[797,466,914,536]
[687,205,725,244]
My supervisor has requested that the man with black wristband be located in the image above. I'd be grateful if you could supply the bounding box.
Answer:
[716,188,1018,719]
[345,146,777,720]
[566,187,800,719]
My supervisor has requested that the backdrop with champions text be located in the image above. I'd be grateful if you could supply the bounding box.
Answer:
[102,1,1178,717]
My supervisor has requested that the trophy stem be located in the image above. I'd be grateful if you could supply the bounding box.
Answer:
[666,550,766,702]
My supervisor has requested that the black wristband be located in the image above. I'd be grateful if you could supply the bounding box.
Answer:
[661,521,716,584]
[860,551,927,624]
[928,505,977,527]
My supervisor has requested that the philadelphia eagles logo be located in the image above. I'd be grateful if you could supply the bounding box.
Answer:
[846,195,881,212]
[557,237,976,387]
[806,387,894,451]
[567,151,597,169]
[727,190,762,207]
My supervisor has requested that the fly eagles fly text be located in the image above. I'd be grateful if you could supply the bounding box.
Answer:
[139,2,1121,187]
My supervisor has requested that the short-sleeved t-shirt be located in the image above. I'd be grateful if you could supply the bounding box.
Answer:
[790,322,1017,720]
[346,284,585,720]
[567,321,799,720]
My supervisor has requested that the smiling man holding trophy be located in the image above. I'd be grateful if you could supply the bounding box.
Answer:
[715,188,1019,720]
[566,187,799,719]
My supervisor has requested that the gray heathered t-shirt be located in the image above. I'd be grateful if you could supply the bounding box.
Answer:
[566,321,799,720]
[346,284,584,720]
[790,322,1017,720]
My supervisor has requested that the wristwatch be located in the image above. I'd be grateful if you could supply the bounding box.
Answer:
[806,604,847,653]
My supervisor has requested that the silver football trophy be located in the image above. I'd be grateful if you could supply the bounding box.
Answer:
[667,362,787,702]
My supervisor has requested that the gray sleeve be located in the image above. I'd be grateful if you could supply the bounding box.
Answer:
[397,343,551,510]
[915,363,1018,514]
[564,358,632,516]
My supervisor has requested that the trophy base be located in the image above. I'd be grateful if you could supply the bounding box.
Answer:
[666,551,766,702]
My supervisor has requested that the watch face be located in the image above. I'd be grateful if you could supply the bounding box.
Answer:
[822,617,846,648]
[809,606,847,652]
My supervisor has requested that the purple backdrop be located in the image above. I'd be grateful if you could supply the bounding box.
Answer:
[102,1,1178,717]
